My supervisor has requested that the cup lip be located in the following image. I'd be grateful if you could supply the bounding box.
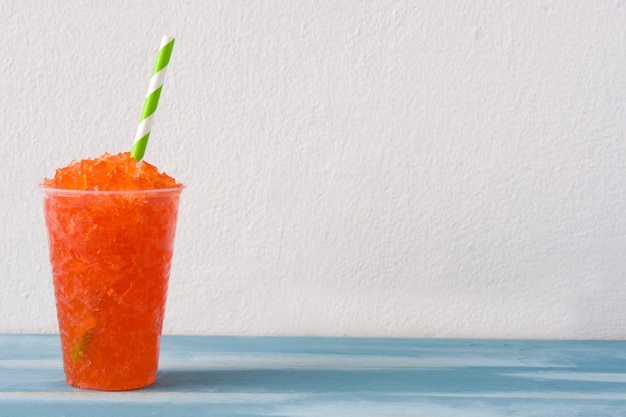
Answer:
[38,184,185,196]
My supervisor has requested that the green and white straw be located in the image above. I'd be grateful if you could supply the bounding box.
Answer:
[131,36,175,162]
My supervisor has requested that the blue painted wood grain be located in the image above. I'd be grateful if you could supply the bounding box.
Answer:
[2,335,626,416]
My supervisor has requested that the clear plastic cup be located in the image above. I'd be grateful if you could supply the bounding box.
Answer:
[41,186,183,390]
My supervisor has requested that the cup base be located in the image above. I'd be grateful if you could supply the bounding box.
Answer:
[66,375,157,391]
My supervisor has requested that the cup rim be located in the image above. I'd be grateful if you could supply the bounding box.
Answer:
[38,184,185,196]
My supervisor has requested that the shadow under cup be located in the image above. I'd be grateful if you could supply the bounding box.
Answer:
[41,186,183,391]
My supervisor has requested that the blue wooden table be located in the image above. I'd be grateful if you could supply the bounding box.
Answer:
[2,335,626,416]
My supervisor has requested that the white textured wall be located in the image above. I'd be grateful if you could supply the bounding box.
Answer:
[2,1,625,339]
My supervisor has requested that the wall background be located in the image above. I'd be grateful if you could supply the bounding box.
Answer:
[2,1,625,339]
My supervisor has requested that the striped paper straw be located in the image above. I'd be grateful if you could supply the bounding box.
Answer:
[131,36,175,162]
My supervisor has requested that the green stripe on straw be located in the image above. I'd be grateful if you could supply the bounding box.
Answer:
[131,36,175,162]
[153,41,174,75]
[141,86,162,120]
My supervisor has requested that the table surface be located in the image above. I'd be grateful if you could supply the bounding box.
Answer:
[2,335,626,416]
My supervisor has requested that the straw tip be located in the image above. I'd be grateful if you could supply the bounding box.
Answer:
[161,35,175,46]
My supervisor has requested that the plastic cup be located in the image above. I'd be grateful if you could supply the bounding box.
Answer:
[41,186,183,391]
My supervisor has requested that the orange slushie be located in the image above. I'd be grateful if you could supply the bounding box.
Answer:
[41,152,183,390]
